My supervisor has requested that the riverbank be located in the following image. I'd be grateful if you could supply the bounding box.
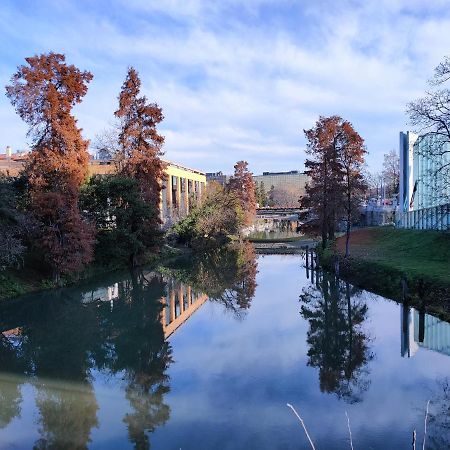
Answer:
[320,227,450,316]
[0,245,186,301]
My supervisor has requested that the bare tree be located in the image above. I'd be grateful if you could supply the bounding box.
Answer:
[382,149,400,198]
[407,55,450,201]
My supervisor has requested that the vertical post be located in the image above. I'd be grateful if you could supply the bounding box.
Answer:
[170,290,175,323]
[179,286,184,314]
[167,174,173,221]
[305,248,310,280]
[184,177,189,216]
[176,176,181,218]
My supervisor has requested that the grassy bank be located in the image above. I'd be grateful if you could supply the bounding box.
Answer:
[0,245,185,301]
[320,227,450,315]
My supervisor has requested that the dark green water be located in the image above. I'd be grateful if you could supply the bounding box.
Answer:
[0,245,449,449]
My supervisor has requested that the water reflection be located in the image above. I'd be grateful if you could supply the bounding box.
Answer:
[161,241,258,317]
[401,304,450,358]
[300,269,374,403]
[0,242,258,449]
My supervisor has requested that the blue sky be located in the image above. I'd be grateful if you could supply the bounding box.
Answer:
[1,0,450,175]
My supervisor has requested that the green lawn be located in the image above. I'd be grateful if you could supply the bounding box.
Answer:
[334,227,450,286]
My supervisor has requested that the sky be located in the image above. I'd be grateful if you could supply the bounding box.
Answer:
[1,0,450,175]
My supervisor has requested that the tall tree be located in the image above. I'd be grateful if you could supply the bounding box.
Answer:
[302,116,345,249]
[227,161,257,227]
[114,67,166,229]
[407,55,450,191]
[381,149,400,198]
[338,121,367,257]
[6,53,94,281]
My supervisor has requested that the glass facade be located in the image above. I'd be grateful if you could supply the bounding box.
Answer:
[399,131,450,211]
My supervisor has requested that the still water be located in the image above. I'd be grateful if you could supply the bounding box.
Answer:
[0,245,450,449]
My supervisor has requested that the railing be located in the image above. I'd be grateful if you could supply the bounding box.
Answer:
[397,203,450,231]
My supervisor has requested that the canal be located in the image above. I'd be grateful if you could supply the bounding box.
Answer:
[0,246,449,449]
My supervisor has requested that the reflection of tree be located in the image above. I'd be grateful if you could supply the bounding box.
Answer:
[18,294,101,449]
[0,333,26,428]
[0,270,173,449]
[33,384,98,450]
[163,241,258,318]
[96,270,172,449]
[300,271,373,403]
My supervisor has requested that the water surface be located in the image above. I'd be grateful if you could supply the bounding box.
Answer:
[0,248,449,449]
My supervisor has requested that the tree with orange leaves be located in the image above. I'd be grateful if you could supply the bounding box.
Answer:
[6,53,94,281]
[302,116,366,254]
[114,68,166,235]
[227,161,256,227]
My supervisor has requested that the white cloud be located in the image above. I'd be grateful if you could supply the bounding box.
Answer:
[1,0,450,173]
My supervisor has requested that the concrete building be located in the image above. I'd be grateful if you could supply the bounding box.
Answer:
[0,151,206,227]
[206,171,230,187]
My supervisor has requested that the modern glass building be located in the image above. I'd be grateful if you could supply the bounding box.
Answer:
[253,171,308,200]
[399,131,450,212]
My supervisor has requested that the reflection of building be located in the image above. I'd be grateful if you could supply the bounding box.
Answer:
[400,305,419,358]
[160,278,208,339]
[81,284,119,306]
[78,275,208,340]
[401,305,450,358]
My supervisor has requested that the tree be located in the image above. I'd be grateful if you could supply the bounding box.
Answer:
[80,175,160,266]
[302,116,366,253]
[227,161,256,227]
[259,181,267,207]
[5,53,94,281]
[381,149,400,198]
[268,185,276,207]
[407,55,450,192]
[255,181,268,207]
[269,185,301,208]
[302,116,346,249]
[338,121,367,257]
[115,67,166,235]
[171,181,243,247]
[0,175,28,269]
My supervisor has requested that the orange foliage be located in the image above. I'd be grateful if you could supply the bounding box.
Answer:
[115,67,166,225]
[6,53,94,279]
[228,161,256,227]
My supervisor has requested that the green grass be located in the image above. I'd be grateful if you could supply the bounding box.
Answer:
[335,228,450,286]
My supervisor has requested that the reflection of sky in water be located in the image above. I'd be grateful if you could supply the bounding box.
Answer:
[0,255,450,449]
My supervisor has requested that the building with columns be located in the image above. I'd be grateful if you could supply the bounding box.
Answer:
[0,153,206,227]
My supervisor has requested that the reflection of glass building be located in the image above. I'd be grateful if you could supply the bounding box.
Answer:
[401,305,450,358]
[399,131,450,212]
